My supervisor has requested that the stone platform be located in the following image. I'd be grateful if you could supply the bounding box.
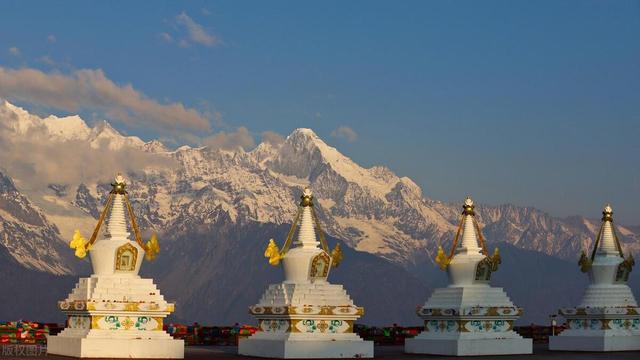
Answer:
[549,334,640,352]
[405,337,532,356]
[239,335,373,358]
[9,344,640,360]
[46,335,184,358]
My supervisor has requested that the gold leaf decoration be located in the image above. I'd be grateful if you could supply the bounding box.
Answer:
[330,243,343,268]
[435,245,450,270]
[69,229,89,258]
[144,233,160,261]
[578,251,592,273]
[265,239,282,266]
[488,247,501,271]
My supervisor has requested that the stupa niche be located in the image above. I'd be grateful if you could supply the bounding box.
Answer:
[405,197,532,356]
[549,204,640,351]
[47,174,183,359]
[239,187,373,359]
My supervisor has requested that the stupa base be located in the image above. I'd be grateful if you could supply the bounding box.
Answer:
[239,335,373,358]
[405,336,532,356]
[47,335,184,358]
[549,334,640,352]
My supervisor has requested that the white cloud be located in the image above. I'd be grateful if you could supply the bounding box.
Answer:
[175,12,219,47]
[331,126,358,142]
[200,127,255,150]
[38,55,56,65]
[160,32,173,43]
[0,66,210,134]
[0,105,177,190]
[47,34,57,43]
[261,131,285,145]
[8,47,20,56]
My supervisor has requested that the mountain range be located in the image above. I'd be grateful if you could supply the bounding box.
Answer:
[0,99,638,325]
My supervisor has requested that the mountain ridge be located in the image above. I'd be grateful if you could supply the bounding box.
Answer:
[0,100,638,271]
[0,100,638,325]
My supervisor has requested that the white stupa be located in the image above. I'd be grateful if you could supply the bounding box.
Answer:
[405,197,532,356]
[238,187,373,358]
[549,204,639,351]
[47,174,184,359]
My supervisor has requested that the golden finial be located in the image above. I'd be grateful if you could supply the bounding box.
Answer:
[265,239,282,266]
[111,173,127,195]
[331,243,343,267]
[602,204,613,222]
[435,245,450,270]
[300,187,314,207]
[462,196,475,216]
[70,229,89,258]
[144,233,160,261]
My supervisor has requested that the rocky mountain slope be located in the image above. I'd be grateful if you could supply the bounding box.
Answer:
[0,171,74,274]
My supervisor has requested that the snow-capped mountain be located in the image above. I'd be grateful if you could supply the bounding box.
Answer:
[1,100,639,324]
[1,100,146,149]
[1,99,638,272]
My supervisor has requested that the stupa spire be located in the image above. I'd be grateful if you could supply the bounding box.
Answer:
[68,173,160,261]
[598,205,619,256]
[296,188,320,248]
[458,197,482,254]
[579,203,632,273]
[106,175,130,240]
[264,187,343,267]
[435,196,499,270]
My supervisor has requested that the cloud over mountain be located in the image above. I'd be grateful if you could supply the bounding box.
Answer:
[0,66,211,133]
[201,126,255,150]
[331,125,358,142]
[0,101,176,191]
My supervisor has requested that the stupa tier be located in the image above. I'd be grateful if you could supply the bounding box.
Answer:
[47,175,184,359]
[239,188,373,358]
[550,205,639,351]
[405,197,532,356]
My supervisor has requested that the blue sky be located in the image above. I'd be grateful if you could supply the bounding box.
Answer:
[0,0,639,224]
